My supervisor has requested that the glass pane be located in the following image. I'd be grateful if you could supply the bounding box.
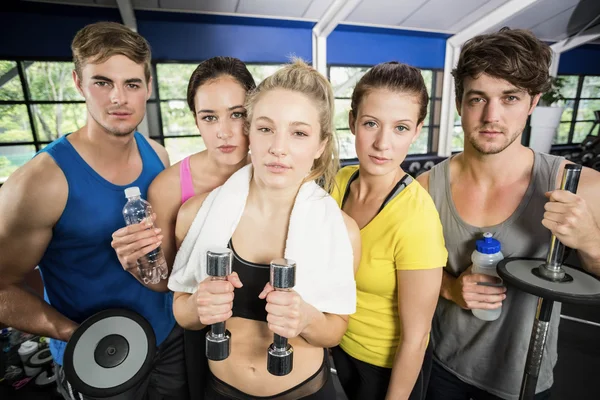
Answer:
[409,127,429,155]
[31,103,87,142]
[452,125,464,152]
[160,101,196,136]
[164,137,205,164]
[558,99,575,122]
[330,67,370,98]
[26,62,83,101]
[0,145,35,183]
[0,61,24,101]
[576,99,600,121]
[334,99,352,131]
[557,75,580,98]
[581,76,600,98]
[553,122,571,145]
[572,121,594,144]
[421,70,433,97]
[336,129,356,160]
[246,65,283,86]
[454,108,462,126]
[156,64,197,100]
[0,105,34,143]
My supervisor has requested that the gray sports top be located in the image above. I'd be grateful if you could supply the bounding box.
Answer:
[427,151,564,399]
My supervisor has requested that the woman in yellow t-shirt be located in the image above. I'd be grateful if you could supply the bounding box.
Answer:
[331,62,447,400]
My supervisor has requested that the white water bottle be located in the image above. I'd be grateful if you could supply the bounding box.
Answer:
[122,187,167,284]
[471,232,504,321]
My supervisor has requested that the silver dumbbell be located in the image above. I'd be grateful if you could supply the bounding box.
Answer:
[205,247,233,361]
[267,258,296,376]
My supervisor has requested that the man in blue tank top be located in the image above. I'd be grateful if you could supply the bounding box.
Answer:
[0,22,187,399]
[417,28,600,400]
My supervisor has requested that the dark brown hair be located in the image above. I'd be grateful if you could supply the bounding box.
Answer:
[452,27,552,101]
[71,22,152,82]
[350,61,429,125]
[187,57,256,114]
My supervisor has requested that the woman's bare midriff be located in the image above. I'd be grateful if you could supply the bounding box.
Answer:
[208,317,324,396]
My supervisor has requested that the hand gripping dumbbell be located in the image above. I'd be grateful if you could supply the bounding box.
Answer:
[497,164,600,400]
[205,247,233,361]
[267,258,296,376]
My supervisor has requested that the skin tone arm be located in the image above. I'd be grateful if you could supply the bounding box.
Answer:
[147,170,181,271]
[171,193,243,331]
[386,268,442,400]
[544,164,600,276]
[0,155,78,341]
[258,213,361,348]
[416,172,507,309]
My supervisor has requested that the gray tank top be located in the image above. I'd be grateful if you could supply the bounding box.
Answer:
[428,151,564,399]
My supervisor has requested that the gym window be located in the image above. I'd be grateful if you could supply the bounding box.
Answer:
[328,65,439,160]
[0,60,94,184]
[0,60,283,183]
[556,74,600,145]
[151,63,283,164]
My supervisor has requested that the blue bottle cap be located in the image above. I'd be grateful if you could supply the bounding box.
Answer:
[476,232,501,254]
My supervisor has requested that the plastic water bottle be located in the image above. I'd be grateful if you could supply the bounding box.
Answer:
[122,187,167,284]
[471,232,504,321]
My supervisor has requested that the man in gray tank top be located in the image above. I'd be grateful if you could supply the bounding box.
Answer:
[418,28,600,400]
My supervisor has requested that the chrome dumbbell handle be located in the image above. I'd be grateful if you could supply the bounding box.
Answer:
[205,248,233,361]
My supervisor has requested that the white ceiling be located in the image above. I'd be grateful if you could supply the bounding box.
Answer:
[21,0,600,43]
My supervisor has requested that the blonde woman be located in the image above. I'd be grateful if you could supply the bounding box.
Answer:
[168,60,361,399]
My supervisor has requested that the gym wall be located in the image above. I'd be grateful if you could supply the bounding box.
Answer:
[1,1,599,180]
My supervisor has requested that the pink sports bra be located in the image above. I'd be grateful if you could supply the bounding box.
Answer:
[179,156,195,204]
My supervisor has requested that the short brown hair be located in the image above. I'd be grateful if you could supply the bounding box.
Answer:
[351,61,429,125]
[71,22,152,82]
[245,59,338,193]
[187,57,256,114]
[453,28,552,101]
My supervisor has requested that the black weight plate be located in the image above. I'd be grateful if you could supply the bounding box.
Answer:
[497,257,600,305]
[26,348,53,368]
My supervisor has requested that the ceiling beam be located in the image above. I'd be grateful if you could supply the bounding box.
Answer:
[438,0,541,157]
[551,19,600,54]
[116,0,138,32]
[312,0,361,75]
[549,15,600,77]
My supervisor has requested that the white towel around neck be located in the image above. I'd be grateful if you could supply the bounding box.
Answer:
[168,164,356,315]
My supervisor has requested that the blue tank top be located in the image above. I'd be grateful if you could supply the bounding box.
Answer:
[37,132,176,365]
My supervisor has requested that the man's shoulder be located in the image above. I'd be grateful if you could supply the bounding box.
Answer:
[415,156,453,196]
[6,153,67,197]
[0,153,68,227]
[140,134,170,168]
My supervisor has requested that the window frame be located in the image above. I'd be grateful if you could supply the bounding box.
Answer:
[151,60,284,145]
[555,73,600,147]
[0,59,286,183]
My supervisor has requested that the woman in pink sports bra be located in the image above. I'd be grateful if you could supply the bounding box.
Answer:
[112,56,256,276]
[111,57,256,398]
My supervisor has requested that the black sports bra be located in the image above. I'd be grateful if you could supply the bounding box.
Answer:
[228,240,269,322]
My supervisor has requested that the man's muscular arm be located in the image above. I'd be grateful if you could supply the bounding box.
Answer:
[0,154,78,341]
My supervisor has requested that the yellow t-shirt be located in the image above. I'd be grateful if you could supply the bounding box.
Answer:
[331,165,448,368]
